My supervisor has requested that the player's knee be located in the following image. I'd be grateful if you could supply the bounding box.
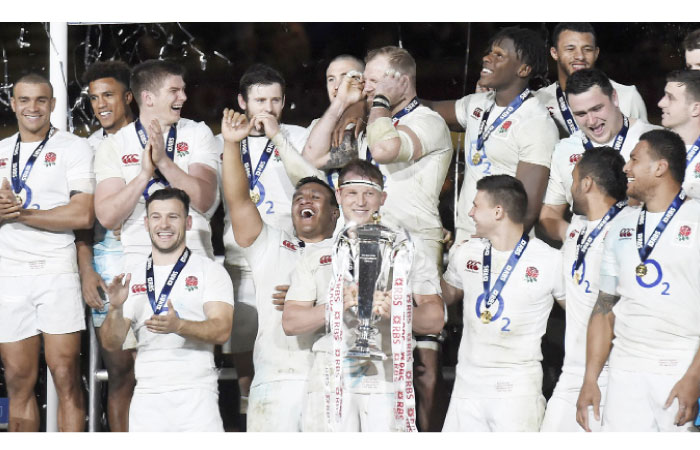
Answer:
[47,359,81,392]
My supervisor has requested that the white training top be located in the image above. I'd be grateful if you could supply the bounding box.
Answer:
[560,213,621,377]
[220,124,309,267]
[454,92,559,241]
[443,237,565,398]
[122,252,234,394]
[285,230,440,394]
[535,80,649,139]
[94,118,220,256]
[243,223,325,387]
[0,131,94,275]
[600,202,700,375]
[544,120,661,207]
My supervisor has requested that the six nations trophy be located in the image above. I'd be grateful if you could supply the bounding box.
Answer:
[326,211,418,432]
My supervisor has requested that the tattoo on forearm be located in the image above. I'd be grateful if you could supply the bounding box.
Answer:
[320,130,358,170]
[591,292,620,316]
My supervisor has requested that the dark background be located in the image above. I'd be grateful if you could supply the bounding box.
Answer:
[0,22,697,139]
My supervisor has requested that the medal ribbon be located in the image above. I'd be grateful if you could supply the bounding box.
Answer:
[241,137,276,191]
[476,88,530,152]
[582,115,629,151]
[556,82,579,135]
[686,134,700,168]
[390,242,417,432]
[135,119,177,196]
[145,247,191,315]
[11,126,55,195]
[574,200,627,272]
[365,97,420,164]
[482,233,529,309]
[636,190,685,264]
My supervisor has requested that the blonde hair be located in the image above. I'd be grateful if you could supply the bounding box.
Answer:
[365,46,416,84]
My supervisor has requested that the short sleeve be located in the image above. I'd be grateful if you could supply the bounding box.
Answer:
[285,255,319,303]
[543,152,568,206]
[512,113,558,168]
[188,122,220,171]
[550,250,566,301]
[203,261,235,306]
[95,137,123,184]
[65,137,95,182]
[454,94,474,130]
[442,245,465,291]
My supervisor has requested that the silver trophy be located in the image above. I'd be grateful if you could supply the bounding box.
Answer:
[336,213,413,360]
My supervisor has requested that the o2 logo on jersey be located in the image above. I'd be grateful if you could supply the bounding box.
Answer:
[0,158,7,168]
[465,259,481,273]
[131,283,147,294]
[525,266,539,283]
[121,154,140,166]
[619,228,634,239]
[44,152,57,167]
[282,240,298,252]
[176,142,189,157]
[569,153,582,165]
[471,107,483,119]
[319,255,332,265]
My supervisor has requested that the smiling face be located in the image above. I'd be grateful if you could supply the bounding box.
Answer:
[479,38,526,90]
[623,140,658,202]
[148,74,187,126]
[11,82,55,140]
[335,173,386,226]
[468,190,499,238]
[361,54,391,103]
[658,81,693,130]
[145,198,192,254]
[291,181,338,241]
[567,85,622,144]
[551,30,599,78]
[237,82,284,134]
[88,77,133,133]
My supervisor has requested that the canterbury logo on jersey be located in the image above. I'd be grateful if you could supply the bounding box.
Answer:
[131,283,147,294]
[569,153,582,165]
[470,107,483,119]
[281,240,298,251]
[319,255,332,265]
[122,154,140,165]
[465,259,481,272]
[619,228,634,239]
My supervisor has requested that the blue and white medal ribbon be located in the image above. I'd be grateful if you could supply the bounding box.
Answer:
[572,200,627,284]
[472,88,530,165]
[582,115,629,151]
[241,137,275,206]
[686,134,700,168]
[477,233,529,323]
[146,247,191,315]
[556,82,579,135]
[634,190,685,279]
[11,125,55,208]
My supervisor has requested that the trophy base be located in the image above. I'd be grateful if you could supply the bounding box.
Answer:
[347,343,387,361]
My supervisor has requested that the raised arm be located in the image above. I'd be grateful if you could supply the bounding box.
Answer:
[220,108,263,248]
[419,99,461,132]
[100,273,132,352]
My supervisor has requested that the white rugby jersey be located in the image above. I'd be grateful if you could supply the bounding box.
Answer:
[285,232,440,394]
[600,202,700,375]
[243,223,326,387]
[443,237,564,398]
[220,124,309,267]
[544,120,661,207]
[0,131,94,275]
[94,118,219,255]
[122,252,234,394]
[453,92,559,241]
[358,105,453,242]
[535,80,649,139]
[560,213,621,377]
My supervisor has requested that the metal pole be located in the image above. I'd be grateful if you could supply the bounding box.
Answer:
[47,21,68,432]
[454,23,472,230]
[88,318,102,432]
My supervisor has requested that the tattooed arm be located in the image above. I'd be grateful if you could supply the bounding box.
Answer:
[575,288,620,431]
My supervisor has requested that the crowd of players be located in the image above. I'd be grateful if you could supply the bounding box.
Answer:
[1,23,700,432]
